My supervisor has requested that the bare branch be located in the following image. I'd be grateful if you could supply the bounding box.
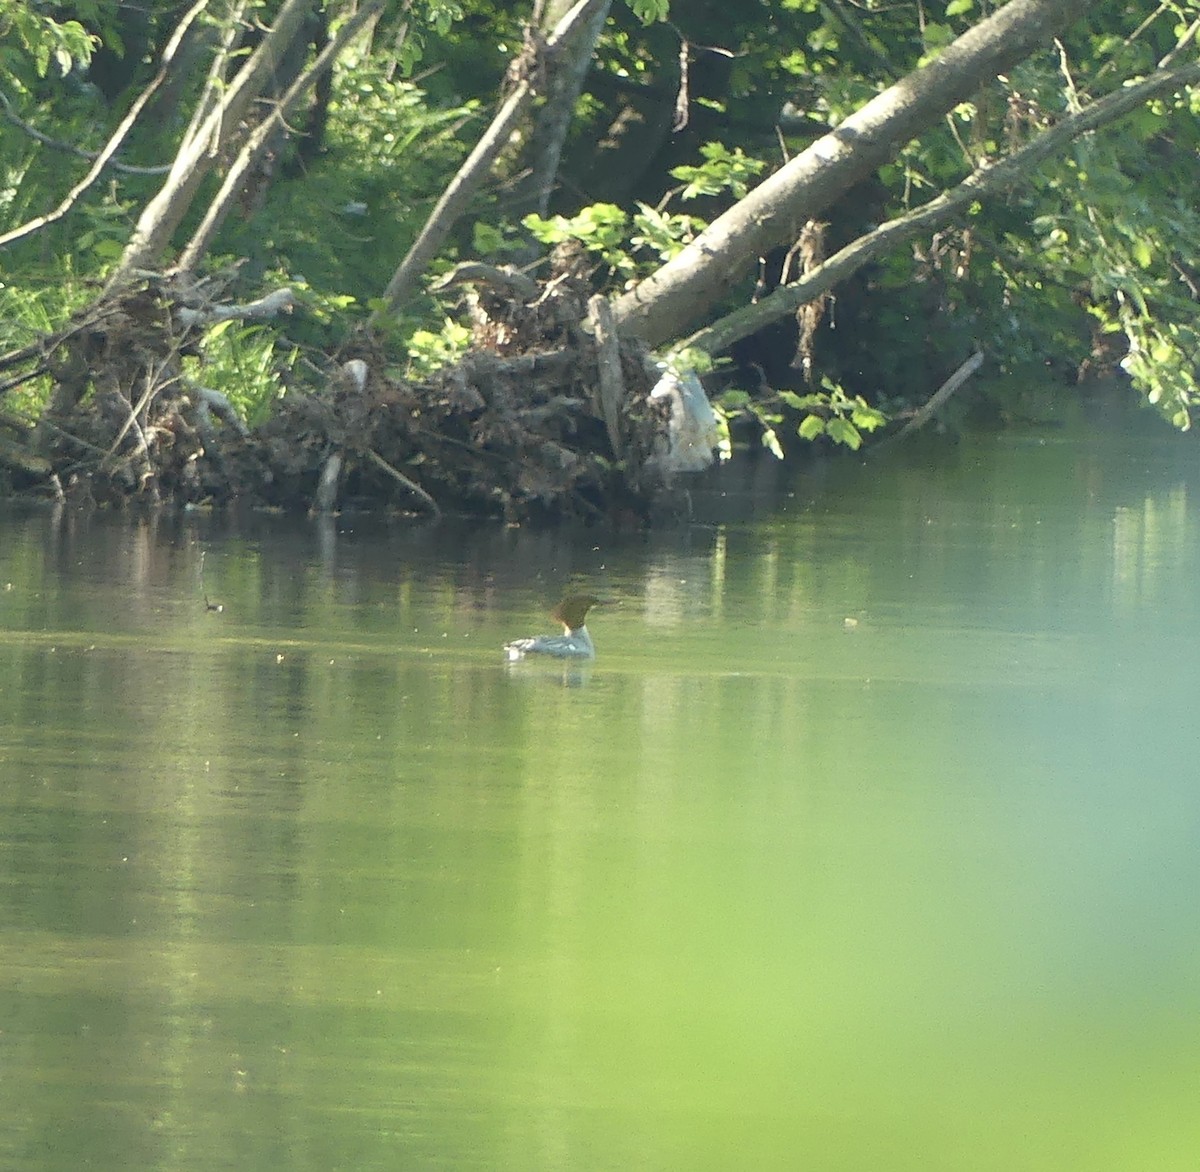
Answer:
[177,0,388,271]
[878,350,985,448]
[0,0,207,249]
[175,287,296,328]
[106,0,318,290]
[364,448,442,518]
[0,89,169,174]
[430,262,541,301]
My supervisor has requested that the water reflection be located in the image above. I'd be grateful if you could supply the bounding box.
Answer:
[504,660,594,689]
[3,424,1200,1168]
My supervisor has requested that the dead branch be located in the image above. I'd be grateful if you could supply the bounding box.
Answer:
[195,386,250,436]
[176,0,388,271]
[364,447,442,518]
[877,350,985,449]
[0,88,169,175]
[0,433,51,478]
[0,0,207,248]
[175,287,296,328]
[107,0,319,289]
[431,262,541,302]
[587,294,624,459]
[103,367,170,461]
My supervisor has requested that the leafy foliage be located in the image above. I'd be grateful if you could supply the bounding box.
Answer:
[669,142,767,201]
[719,377,887,456]
[186,320,299,426]
[407,318,473,376]
[519,137,762,284]
[3,0,1200,450]
[0,0,98,88]
[521,198,705,282]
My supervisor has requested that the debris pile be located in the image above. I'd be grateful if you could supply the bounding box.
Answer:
[0,258,718,520]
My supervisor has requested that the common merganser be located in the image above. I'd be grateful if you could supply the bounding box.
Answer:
[505,595,603,661]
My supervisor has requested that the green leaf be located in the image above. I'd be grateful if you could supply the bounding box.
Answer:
[798,414,826,441]
[850,401,887,431]
[826,417,863,449]
[922,22,955,49]
[628,0,670,24]
[206,319,236,340]
[90,238,125,261]
[778,389,825,410]
[670,143,766,200]
[1130,237,1154,268]
[472,222,507,255]
[762,428,784,459]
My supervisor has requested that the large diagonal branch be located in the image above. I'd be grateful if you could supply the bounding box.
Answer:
[177,0,389,271]
[372,0,610,321]
[104,0,317,292]
[680,58,1200,357]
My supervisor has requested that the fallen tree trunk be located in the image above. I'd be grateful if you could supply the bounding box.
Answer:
[105,0,319,290]
[611,0,1092,348]
[679,55,1200,358]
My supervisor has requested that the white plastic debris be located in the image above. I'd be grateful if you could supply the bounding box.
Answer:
[649,364,721,474]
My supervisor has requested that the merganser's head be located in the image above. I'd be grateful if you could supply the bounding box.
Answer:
[552,594,603,632]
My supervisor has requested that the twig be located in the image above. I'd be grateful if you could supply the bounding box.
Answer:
[0,340,46,372]
[364,448,442,518]
[104,367,177,461]
[0,365,49,396]
[0,88,171,175]
[876,350,984,449]
[121,414,160,499]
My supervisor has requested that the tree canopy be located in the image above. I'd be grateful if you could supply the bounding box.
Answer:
[2,0,1199,514]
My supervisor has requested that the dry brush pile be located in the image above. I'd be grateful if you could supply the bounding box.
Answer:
[0,254,689,522]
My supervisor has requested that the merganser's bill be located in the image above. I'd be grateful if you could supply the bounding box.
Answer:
[505,595,603,660]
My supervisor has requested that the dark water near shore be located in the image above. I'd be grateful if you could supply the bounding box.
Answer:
[3,425,1200,1169]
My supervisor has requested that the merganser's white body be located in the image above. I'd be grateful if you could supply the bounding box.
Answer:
[505,595,602,661]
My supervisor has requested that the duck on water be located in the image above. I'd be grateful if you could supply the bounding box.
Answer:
[504,595,603,661]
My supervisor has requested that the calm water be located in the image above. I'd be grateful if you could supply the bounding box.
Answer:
[3,425,1200,1169]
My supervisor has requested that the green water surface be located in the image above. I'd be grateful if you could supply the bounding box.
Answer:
[2,427,1200,1169]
